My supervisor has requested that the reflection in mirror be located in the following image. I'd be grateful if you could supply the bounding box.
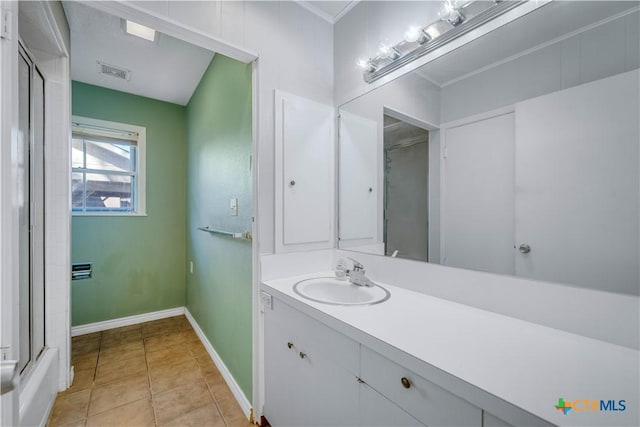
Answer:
[384,115,429,261]
[338,1,639,295]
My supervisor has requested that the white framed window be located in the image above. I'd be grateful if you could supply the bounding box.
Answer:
[72,116,146,215]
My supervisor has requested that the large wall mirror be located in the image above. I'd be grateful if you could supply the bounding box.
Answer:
[338,1,639,296]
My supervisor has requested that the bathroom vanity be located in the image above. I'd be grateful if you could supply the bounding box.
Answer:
[261,272,638,427]
[263,1,640,425]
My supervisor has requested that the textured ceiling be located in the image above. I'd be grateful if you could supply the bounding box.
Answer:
[63,1,214,106]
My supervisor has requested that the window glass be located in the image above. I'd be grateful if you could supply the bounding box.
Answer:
[72,138,84,168]
[85,139,134,172]
[84,172,133,211]
[71,119,143,214]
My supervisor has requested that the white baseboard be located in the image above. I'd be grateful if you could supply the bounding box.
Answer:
[185,308,253,420]
[71,307,185,336]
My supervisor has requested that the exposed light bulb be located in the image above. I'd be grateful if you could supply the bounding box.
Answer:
[356,58,376,72]
[378,43,401,60]
[378,43,392,57]
[404,25,431,45]
[403,26,422,43]
[439,0,465,26]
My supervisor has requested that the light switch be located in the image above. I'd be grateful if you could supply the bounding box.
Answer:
[230,198,238,216]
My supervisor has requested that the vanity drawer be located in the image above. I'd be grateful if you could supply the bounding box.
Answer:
[269,297,360,375]
[361,346,482,427]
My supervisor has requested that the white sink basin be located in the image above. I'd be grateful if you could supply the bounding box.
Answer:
[293,277,390,306]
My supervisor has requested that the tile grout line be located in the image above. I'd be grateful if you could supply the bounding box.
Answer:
[206,377,230,427]
[83,331,102,427]
[54,317,246,427]
[142,327,160,427]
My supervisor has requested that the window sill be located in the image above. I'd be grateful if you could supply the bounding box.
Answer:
[72,212,148,217]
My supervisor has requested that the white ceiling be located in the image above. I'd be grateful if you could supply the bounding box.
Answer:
[297,1,358,23]
[63,2,214,106]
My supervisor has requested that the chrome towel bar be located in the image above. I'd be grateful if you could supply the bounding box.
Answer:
[197,226,252,241]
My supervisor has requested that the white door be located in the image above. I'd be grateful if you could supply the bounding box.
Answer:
[274,91,334,252]
[442,112,515,274]
[1,5,20,424]
[514,70,639,294]
[16,45,46,378]
[338,111,377,246]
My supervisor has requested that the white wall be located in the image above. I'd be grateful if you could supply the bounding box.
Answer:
[121,1,334,255]
[441,11,640,123]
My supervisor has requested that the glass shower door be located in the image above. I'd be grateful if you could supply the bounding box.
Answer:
[17,44,46,376]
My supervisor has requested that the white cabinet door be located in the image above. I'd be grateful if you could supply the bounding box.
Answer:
[275,91,335,253]
[338,111,378,246]
[360,381,424,426]
[263,296,306,425]
[514,70,639,294]
[483,411,512,427]
[442,112,515,274]
[263,297,359,426]
[360,346,482,427]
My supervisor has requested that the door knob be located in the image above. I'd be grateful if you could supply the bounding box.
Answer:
[519,244,531,254]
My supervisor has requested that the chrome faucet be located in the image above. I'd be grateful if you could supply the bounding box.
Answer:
[343,257,375,287]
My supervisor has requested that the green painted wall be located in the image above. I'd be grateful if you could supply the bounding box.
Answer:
[185,55,253,399]
[71,81,187,325]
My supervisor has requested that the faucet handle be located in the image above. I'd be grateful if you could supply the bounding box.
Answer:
[335,258,348,279]
[346,257,364,272]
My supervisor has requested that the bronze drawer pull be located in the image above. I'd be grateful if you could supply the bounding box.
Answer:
[401,377,411,389]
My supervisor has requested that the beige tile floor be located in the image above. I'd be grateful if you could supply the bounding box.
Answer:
[47,315,254,427]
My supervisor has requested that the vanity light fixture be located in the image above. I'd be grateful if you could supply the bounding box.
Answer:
[359,0,526,83]
[125,20,157,42]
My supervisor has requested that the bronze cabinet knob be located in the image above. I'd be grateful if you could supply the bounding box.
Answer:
[401,377,411,389]
[287,342,293,349]
[299,352,306,359]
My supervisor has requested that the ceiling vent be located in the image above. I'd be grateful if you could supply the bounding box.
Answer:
[96,61,131,81]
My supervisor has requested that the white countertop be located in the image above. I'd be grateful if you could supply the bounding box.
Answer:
[262,272,639,427]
